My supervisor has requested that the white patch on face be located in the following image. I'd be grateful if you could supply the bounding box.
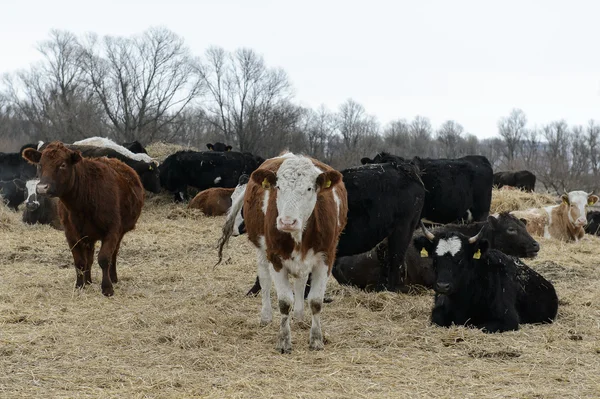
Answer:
[25,179,39,204]
[262,189,269,215]
[333,187,341,227]
[435,237,462,257]
[274,152,296,159]
[566,191,589,227]
[214,176,222,184]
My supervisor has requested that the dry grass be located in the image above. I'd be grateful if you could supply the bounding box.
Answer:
[490,187,558,214]
[146,142,197,163]
[1,192,600,398]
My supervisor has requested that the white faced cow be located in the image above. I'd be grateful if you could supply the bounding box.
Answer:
[511,190,599,242]
[218,153,348,353]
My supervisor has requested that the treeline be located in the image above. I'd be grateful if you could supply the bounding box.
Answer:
[0,28,598,193]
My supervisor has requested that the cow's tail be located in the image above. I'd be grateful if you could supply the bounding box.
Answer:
[216,184,247,266]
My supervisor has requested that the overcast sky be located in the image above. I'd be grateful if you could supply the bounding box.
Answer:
[2,0,599,138]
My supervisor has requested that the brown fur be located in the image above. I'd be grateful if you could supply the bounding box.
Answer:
[188,187,234,216]
[22,142,144,296]
[512,203,587,242]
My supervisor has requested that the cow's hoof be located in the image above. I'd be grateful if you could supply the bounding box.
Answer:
[276,337,292,354]
[102,286,114,297]
[259,317,272,326]
[309,339,324,351]
[323,296,334,304]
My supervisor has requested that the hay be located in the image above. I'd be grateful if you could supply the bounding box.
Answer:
[491,187,558,214]
[146,141,198,162]
[1,199,600,398]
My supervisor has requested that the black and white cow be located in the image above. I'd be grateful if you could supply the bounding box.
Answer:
[22,179,62,229]
[159,150,264,202]
[361,153,493,224]
[584,211,600,236]
[0,143,37,182]
[0,179,26,210]
[494,170,536,192]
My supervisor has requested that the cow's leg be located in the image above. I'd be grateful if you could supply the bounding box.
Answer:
[110,236,122,283]
[256,249,272,326]
[98,234,119,297]
[65,227,88,289]
[307,262,328,351]
[387,216,419,292]
[83,242,94,285]
[246,276,262,296]
[293,273,309,321]
[271,267,293,354]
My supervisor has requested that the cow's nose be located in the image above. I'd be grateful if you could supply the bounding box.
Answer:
[36,184,49,195]
[277,217,298,230]
[532,241,540,251]
[435,282,451,294]
[577,217,587,225]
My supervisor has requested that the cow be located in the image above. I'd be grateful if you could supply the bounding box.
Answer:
[122,140,148,154]
[494,170,536,192]
[511,190,599,242]
[361,153,493,224]
[22,142,145,297]
[22,179,62,229]
[0,143,37,181]
[414,224,557,333]
[72,137,156,164]
[585,211,600,235]
[188,187,235,216]
[0,179,26,210]
[217,153,348,353]
[207,142,233,151]
[159,150,264,202]
[244,161,426,295]
[39,143,161,193]
[333,212,540,291]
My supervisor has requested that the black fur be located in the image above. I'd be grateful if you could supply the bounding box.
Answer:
[493,170,536,192]
[122,140,148,154]
[0,179,26,210]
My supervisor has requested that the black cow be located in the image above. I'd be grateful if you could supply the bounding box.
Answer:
[0,179,26,210]
[122,141,148,154]
[493,170,536,192]
[38,143,160,193]
[160,150,264,202]
[22,179,62,229]
[585,211,600,235]
[245,160,426,293]
[0,143,37,181]
[333,212,540,290]
[414,225,557,333]
[361,153,493,224]
[207,142,233,151]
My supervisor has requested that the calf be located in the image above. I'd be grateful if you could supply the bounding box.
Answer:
[188,187,235,216]
[218,153,348,353]
[22,179,62,229]
[511,190,599,242]
[22,142,144,297]
[0,179,26,210]
[207,142,232,151]
[494,170,536,192]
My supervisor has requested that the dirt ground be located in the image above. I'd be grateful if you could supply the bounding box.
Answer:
[1,190,600,398]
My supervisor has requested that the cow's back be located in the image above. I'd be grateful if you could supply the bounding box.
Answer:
[510,208,549,237]
[189,187,234,215]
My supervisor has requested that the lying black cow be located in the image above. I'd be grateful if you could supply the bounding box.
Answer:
[584,211,600,235]
[207,142,233,151]
[414,224,557,333]
[22,179,62,229]
[243,160,426,293]
[122,140,148,154]
[0,179,26,210]
[493,170,536,192]
[333,212,540,290]
[361,153,493,224]
[38,143,161,193]
[0,143,37,181]
[160,150,264,202]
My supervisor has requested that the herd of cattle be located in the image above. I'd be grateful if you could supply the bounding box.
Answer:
[0,137,597,353]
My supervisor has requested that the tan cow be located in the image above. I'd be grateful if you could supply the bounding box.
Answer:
[188,187,235,215]
[218,152,348,353]
[511,190,598,242]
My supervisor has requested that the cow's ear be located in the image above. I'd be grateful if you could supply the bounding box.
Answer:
[360,157,373,165]
[70,150,82,164]
[487,215,500,229]
[470,239,489,259]
[252,169,276,190]
[22,148,41,164]
[316,170,342,191]
[588,195,599,206]
[519,218,528,226]
[206,143,214,150]
[561,194,569,205]
[413,236,433,258]
[226,145,232,151]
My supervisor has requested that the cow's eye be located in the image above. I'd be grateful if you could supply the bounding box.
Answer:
[59,162,67,169]
[307,187,312,192]
[507,227,517,234]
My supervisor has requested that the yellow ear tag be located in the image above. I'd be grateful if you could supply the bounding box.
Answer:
[562,198,568,205]
[149,165,153,171]
[589,200,595,206]
[473,249,481,260]
[262,178,271,189]
[324,180,331,188]
[420,248,428,257]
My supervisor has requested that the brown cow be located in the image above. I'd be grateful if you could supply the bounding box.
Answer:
[511,190,598,242]
[218,153,348,353]
[188,187,234,216]
[22,142,145,296]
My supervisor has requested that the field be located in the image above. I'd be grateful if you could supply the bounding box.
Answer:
[1,189,600,398]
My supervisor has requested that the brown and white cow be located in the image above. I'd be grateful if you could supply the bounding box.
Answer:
[188,187,235,215]
[22,142,145,296]
[510,190,598,242]
[218,153,348,353]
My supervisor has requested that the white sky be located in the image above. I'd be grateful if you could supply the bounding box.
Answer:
[2,0,599,138]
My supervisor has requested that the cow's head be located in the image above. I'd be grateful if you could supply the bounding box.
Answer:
[489,213,539,258]
[561,190,599,228]
[22,142,82,198]
[414,223,489,295]
[207,142,232,152]
[252,156,342,238]
[231,174,249,236]
[25,179,41,211]
[133,161,161,193]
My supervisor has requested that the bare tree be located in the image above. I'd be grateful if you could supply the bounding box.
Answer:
[436,120,464,158]
[586,120,600,179]
[497,108,527,169]
[302,105,335,161]
[409,115,433,157]
[539,120,570,192]
[336,99,378,151]
[383,119,411,156]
